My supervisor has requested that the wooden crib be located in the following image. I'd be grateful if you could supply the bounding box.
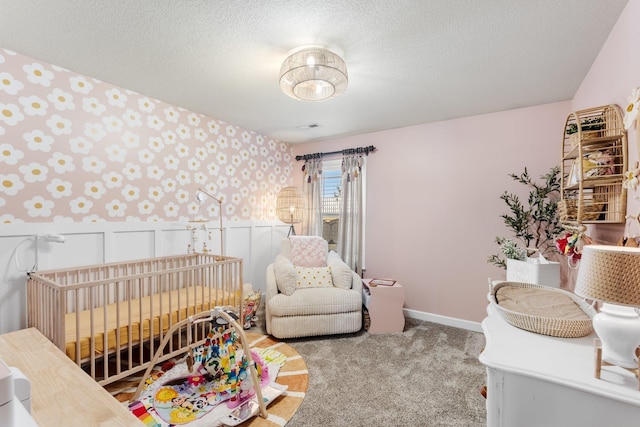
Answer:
[26,253,242,386]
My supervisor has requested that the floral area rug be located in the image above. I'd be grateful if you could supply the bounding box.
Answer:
[106,333,308,426]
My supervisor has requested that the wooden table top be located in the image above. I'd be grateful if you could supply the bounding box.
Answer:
[0,327,141,426]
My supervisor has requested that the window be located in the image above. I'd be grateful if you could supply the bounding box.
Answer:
[321,159,341,251]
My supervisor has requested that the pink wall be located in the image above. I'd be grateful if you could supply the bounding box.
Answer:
[293,101,570,322]
[293,0,640,324]
[573,0,640,246]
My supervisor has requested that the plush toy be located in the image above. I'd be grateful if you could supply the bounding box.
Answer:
[584,150,615,177]
[242,283,261,329]
[555,231,593,268]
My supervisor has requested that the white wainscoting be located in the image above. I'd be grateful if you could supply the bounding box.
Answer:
[0,220,289,334]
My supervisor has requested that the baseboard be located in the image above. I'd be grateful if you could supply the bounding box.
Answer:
[403,308,483,333]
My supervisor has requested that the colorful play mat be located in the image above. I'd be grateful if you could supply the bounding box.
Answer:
[107,332,308,427]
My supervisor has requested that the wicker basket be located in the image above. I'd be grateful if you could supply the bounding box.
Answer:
[488,281,596,338]
[558,198,604,222]
[569,131,601,150]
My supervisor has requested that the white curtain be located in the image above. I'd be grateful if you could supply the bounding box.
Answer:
[337,153,366,272]
[301,158,323,236]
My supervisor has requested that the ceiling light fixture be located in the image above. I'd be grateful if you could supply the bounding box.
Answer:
[279,47,348,102]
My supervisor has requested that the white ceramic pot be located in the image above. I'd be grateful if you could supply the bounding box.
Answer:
[506,258,560,287]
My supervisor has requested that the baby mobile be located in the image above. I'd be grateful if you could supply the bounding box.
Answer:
[187,188,225,256]
[186,222,214,255]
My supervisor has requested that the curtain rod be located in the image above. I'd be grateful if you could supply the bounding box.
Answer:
[295,145,376,161]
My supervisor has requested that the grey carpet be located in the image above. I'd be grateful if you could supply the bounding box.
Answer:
[250,307,487,427]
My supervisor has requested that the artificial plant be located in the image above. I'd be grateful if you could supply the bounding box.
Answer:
[488,166,563,269]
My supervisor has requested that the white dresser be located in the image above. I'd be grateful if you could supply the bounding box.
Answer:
[479,304,640,427]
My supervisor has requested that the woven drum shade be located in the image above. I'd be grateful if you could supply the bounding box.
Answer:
[276,187,305,225]
[279,47,348,101]
[575,245,640,306]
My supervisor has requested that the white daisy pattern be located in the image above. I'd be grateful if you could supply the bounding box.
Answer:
[138,97,155,113]
[106,88,127,108]
[164,107,179,123]
[84,122,106,141]
[161,178,177,193]
[194,171,206,184]
[0,143,24,165]
[137,199,154,215]
[123,109,142,127]
[23,63,54,87]
[624,86,640,130]
[82,97,106,116]
[147,114,164,131]
[69,136,93,154]
[0,103,25,126]
[19,162,48,183]
[148,137,164,152]
[138,148,155,164]
[0,72,24,95]
[69,76,94,94]
[19,95,48,116]
[121,184,140,201]
[84,180,107,199]
[176,124,191,140]
[103,115,124,133]
[0,50,294,222]
[0,173,25,196]
[46,178,72,198]
[146,165,164,180]
[48,88,75,111]
[82,156,106,173]
[46,113,72,135]
[70,196,93,214]
[105,199,127,217]
[48,152,75,173]
[148,186,163,201]
[102,171,123,188]
[175,189,190,204]
[24,196,54,217]
[122,163,142,180]
[164,202,179,217]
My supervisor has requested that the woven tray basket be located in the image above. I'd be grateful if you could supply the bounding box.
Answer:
[488,281,596,338]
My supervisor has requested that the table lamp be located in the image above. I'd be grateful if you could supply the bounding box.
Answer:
[574,245,640,375]
[276,187,305,236]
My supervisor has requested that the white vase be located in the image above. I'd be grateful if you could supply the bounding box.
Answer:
[506,258,560,287]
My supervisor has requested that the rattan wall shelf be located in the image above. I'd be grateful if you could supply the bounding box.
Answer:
[560,105,627,227]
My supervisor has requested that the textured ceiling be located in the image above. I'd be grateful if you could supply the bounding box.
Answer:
[0,0,629,143]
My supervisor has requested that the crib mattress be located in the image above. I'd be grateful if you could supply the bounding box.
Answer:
[65,286,237,361]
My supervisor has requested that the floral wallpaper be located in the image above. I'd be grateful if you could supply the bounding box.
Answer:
[0,48,293,223]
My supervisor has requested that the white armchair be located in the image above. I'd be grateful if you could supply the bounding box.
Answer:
[265,236,363,339]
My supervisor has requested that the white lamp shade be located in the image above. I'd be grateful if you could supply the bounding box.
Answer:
[279,47,348,101]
